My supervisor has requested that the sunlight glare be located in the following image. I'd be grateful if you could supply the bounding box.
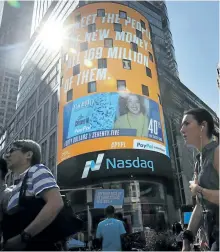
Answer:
[40,21,64,50]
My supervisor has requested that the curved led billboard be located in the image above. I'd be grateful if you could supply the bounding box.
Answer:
[57,3,171,187]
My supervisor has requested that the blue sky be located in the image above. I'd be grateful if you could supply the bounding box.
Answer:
[166,1,219,115]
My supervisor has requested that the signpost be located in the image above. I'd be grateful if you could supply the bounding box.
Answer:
[94,189,124,209]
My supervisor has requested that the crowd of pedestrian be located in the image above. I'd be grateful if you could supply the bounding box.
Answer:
[0,108,219,251]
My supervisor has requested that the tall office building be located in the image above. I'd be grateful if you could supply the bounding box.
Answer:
[0,1,34,133]
[0,0,218,225]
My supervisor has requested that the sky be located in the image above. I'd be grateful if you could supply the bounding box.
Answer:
[166,0,219,115]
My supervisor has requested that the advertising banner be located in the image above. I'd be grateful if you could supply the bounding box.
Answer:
[57,3,171,187]
[94,189,124,209]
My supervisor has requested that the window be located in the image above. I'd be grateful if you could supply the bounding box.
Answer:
[30,117,35,140]
[158,94,162,105]
[67,89,73,102]
[73,64,80,76]
[162,18,167,29]
[75,13,81,22]
[3,84,8,92]
[97,9,105,17]
[122,59,131,70]
[117,80,126,91]
[149,52,154,62]
[42,100,49,136]
[88,81,96,93]
[142,85,149,96]
[26,91,36,119]
[51,91,58,128]
[140,20,146,29]
[41,140,47,165]
[119,10,127,19]
[16,108,25,131]
[150,25,164,38]
[88,23,96,33]
[104,38,113,48]
[146,67,152,78]
[19,130,24,139]
[80,42,88,52]
[114,23,122,32]
[130,42,138,52]
[98,58,107,69]
[35,109,42,141]
[136,29,142,39]
[49,132,56,172]
[24,124,29,138]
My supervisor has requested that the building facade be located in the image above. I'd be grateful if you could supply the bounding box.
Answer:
[0,0,219,228]
[0,1,34,132]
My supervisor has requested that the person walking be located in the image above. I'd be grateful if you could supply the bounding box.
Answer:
[180,108,219,251]
[115,212,131,234]
[96,205,126,251]
[2,139,64,251]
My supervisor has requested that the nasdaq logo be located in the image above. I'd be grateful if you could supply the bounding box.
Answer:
[82,154,154,179]
[106,157,154,171]
[81,153,104,179]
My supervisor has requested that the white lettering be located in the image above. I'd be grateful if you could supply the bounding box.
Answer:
[81,17,86,27]
[99,29,110,40]
[77,68,107,85]
[137,53,143,64]
[97,69,107,80]
[144,56,149,67]
[89,68,96,82]
[81,69,90,84]
[126,32,132,43]
[144,40,148,50]
[115,31,125,41]
[132,19,136,29]
[91,32,97,41]
[108,47,118,58]
[125,16,131,26]
[107,13,115,23]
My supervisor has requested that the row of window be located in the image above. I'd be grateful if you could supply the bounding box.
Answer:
[67,82,150,102]
[67,82,162,106]
[76,8,147,30]
[9,91,58,145]
[40,131,57,173]
[73,60,153,77]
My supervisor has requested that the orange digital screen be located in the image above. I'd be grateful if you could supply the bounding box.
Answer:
[57,3,169,165]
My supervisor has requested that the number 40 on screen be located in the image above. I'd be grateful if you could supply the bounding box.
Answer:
[148,119,161,135]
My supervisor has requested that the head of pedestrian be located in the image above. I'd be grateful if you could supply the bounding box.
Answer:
[115,212,123,221]
[105,205,115,218]
[4,139,41,174]
[0,158,8,185]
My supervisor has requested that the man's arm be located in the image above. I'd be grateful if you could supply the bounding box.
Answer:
[119,221,126,235]
[24,188,63,237]
[23,165,63,236]
[96,223,101,239]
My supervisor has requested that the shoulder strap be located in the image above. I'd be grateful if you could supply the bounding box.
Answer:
[18,170,29,205]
